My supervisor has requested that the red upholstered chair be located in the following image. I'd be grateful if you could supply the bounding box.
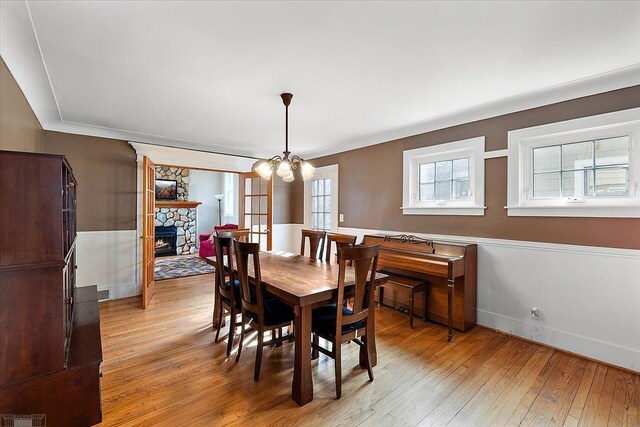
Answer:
[199,224,238,258]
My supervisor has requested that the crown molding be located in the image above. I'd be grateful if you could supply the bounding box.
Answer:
[301,64,640,159]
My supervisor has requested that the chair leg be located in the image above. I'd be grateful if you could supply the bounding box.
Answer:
[226,306,235,357]
[312,333,319,360]
[214,306,224,342]
[288,322,295,342]
[378,286,384,307]
[275,327,283,347]
[363,335,374,382]
[235,311,246,363]
[254,330,264,382]
[334,341,342,399]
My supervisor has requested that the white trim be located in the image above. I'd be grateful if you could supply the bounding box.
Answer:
[303,64,640,159]
[507,107,640,218]
[304,164,339,233]
[483,149,508,159]
[129,142,255,172]
[402,136,485,216]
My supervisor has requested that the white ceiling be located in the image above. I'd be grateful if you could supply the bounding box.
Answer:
[2,1,640,158]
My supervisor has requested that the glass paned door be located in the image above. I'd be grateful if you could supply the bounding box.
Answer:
[239,172,272,251]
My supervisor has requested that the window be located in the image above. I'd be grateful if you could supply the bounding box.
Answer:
[311,178,331,231]
[223,172,237,220]
[507,107,640,217]
[304,164,338,233]
[532,136,630,199]
[402,136,485,215]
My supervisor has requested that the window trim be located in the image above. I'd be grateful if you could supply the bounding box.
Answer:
[304,164,339,232]
[507,107,640,218]
[402,136,486,216]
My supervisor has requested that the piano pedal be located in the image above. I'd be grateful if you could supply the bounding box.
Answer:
[395,306,409,314]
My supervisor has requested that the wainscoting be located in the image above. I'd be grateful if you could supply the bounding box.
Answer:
[76,230,138,300]
[272,223,304,254]
[334,227,640,372]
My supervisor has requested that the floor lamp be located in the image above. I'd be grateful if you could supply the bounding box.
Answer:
[214,194,224,226]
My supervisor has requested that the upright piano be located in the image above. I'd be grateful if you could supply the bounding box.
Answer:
[363,234,477,341]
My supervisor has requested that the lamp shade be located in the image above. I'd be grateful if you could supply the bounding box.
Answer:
[283,172,295,182]
[255,161,273,179]
[276,160,291,177]
[300,162,316,181]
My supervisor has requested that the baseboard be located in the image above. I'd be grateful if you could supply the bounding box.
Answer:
[477,309,640,373]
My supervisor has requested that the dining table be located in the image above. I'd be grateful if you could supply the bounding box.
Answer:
[207,250,388,406]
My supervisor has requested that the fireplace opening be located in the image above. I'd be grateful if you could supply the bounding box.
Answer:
[155,226,177,257]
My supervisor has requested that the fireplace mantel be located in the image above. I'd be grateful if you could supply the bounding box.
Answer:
[156,201,202,208]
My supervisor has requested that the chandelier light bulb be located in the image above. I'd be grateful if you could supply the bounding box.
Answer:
[300,162,316,181]
[276,160,291,177]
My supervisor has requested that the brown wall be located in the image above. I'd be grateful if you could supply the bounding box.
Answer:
[43,131,137,231]
[0,58,43,153]
[298,85,640,249]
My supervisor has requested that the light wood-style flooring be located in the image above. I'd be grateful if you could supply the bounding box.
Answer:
[98,274,638,426]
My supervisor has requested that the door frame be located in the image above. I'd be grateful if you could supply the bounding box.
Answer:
[132,143,256,307]
[303,164,339,232]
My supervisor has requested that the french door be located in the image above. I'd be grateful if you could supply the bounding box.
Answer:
[142,156,156,308]
[239,172,272,251]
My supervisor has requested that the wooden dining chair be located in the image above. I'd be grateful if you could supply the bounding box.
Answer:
[310,244,380,398]
[300,229,326,260]
[233,240,295,381]
[216,228,250,241]
[212,235,244,356]
[325,232,357,263]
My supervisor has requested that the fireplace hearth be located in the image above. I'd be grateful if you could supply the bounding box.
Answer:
[155,226,177,257]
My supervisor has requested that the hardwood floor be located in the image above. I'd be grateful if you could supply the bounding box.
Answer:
[98,274,638,426]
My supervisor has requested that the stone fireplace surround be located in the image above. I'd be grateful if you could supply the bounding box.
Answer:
[154,166,199,255]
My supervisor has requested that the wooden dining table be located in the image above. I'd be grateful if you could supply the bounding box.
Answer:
[208,250,388,406]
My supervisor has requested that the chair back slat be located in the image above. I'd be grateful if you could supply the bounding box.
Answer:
[212,236,235,301]
[300,229,326,260]
[217,228,250,242]
[334,244,380,337]
[232,239,263,321]
[325,232,357,263]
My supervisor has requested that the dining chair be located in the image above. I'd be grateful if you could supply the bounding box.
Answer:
[310,244,380,398]
[216,228,250,241]
[212,235,244,356]
[325,232,357,263]
[233,240,295,381]
[300,229,326,260]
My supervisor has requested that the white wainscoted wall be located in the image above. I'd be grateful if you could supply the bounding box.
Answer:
[76,230,139,299]
[277,225,640,371]
[272,223,304,254]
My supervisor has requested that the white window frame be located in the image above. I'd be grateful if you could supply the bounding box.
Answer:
[402,136,485,216]
[507,107,640,218]
[304,164,339,232]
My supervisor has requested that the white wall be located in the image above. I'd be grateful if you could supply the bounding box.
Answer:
[189,169,224,242]
[76,230,138,299]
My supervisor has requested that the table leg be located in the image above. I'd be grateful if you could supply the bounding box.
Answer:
[360,304,377,368]
[447,279,454,342]
[292,304,313,406]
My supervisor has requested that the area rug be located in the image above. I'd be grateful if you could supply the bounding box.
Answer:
[154,256,216,281]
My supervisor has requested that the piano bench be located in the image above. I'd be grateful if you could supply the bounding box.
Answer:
[377,275,429,329]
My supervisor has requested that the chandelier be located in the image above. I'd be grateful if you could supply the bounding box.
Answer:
[253,93,315,182]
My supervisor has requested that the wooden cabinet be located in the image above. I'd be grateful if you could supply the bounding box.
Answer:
[0,150,102,427]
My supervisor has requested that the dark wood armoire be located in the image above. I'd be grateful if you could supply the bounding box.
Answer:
[0,150,103,427]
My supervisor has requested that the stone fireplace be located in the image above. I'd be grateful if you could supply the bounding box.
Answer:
[154,166,201,255]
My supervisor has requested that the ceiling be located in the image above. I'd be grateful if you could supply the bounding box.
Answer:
[2,1,640,158]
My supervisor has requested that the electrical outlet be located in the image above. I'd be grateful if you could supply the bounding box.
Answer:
[530,307,540,320]
[339,213,344,222]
